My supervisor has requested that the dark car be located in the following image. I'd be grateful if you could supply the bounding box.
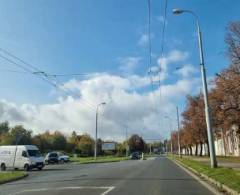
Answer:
[45,152,59,164]
[130,152,141,160]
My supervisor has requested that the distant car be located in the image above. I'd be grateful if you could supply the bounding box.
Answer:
[57,152,70,163]
[130,152,141,160]
[45,152,59,164]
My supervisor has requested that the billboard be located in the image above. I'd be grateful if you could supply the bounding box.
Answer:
[102,142,116,151]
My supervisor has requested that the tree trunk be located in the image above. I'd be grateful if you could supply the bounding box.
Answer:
[206,142,210,157]
[220,128,226,156]
[195,143,198,156]
[189,146,192,155]
[199,142,203,156]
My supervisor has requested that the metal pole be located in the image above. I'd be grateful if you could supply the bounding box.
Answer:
[150,143,152,155]
[176,106,181,158]
[12,134,22,170]
[172,9,217,168]
[197,24,217,168]
[125,126,128,158]
[94,107,98,161]
[12,145,17,170]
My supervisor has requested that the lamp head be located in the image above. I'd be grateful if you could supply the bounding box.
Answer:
[172,8,184,15]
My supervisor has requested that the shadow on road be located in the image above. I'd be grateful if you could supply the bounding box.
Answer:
[30,168,68,172]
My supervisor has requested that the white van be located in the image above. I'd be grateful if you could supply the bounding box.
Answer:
[0,145,44,171]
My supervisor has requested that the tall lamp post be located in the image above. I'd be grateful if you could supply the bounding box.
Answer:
[176,106,181,158]
[164,116,172,154]
[173,9,217,168]
[95,102,106,161]
[125,126,128,158]
[164,115,179,156]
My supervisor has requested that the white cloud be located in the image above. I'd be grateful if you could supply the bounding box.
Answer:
[175,64,198,77]
[156,15,167,25]
[118,57,141,74]
[138,33,154,46]
[157,50,189,81]
[0,71,200,141]
[138,34,148,46]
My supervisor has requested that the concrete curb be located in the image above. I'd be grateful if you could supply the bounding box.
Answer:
[0,172,28,185]
[172,158,239,195]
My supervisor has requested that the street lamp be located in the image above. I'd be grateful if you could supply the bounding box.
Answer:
[95,102,106,161]
[173,8,217,168]
[164,112,181,158]
[164,116,175,155]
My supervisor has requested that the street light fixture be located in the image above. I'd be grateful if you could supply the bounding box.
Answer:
[173,8,217,168]
[94,102,106,161]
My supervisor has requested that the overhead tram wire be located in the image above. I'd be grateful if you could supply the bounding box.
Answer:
[147,0,160,116]
[157,0,168,133]
[147,0,155,92]
[0,49,96,111]
[0,48,96,110]
[158,0,168,101]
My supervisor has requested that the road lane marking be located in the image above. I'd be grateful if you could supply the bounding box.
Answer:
[101,186,115,195]
[9,186,115,195]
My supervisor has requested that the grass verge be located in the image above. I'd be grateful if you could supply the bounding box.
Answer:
[170,156,240,193]
[70,156,128,164]
[0,171,27,184]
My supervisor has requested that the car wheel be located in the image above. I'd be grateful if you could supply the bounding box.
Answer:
[1,163,6,171]
[37,167,42,171]
[24,164,30,171]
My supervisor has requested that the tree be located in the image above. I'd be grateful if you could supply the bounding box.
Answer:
[1,125,32,145]
[77,134,94,156]
[128,134,145,152]
[0,121,10,135]
[0,121,10,144]
[116,142,125,156]
[52,131,67,151]
[181,94,208,156]
[225,22,240,65]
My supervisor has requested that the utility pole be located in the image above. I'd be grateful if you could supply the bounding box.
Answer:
[94,102,106,161]
[13,134,23,170]
[125,126,128,158]
[176,106,181,158]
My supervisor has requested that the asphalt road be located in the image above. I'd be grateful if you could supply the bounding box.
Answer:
[0,156,215,195]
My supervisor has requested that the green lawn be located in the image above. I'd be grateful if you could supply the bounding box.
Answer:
[70,156,128,164]
[172,156,240,193]
[0,171,27,184]
[180,155,240,164]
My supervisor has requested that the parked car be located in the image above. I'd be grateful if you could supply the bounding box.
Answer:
[45,152,59,164]
[57,152,70,163]
[44,152,70,164]
[130,152,141,160]
[0,145,44,171]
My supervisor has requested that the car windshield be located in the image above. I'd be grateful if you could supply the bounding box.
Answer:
[49,153,58,157]
[27,150,42,157]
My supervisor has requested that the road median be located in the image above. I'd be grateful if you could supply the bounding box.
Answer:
[169,155,240,195]
[70,156,128,164]
[0,171,28,184]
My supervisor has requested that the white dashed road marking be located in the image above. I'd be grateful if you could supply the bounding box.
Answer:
[9,186,115,195]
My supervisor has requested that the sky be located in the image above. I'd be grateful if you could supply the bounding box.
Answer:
[0,0,239,141]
